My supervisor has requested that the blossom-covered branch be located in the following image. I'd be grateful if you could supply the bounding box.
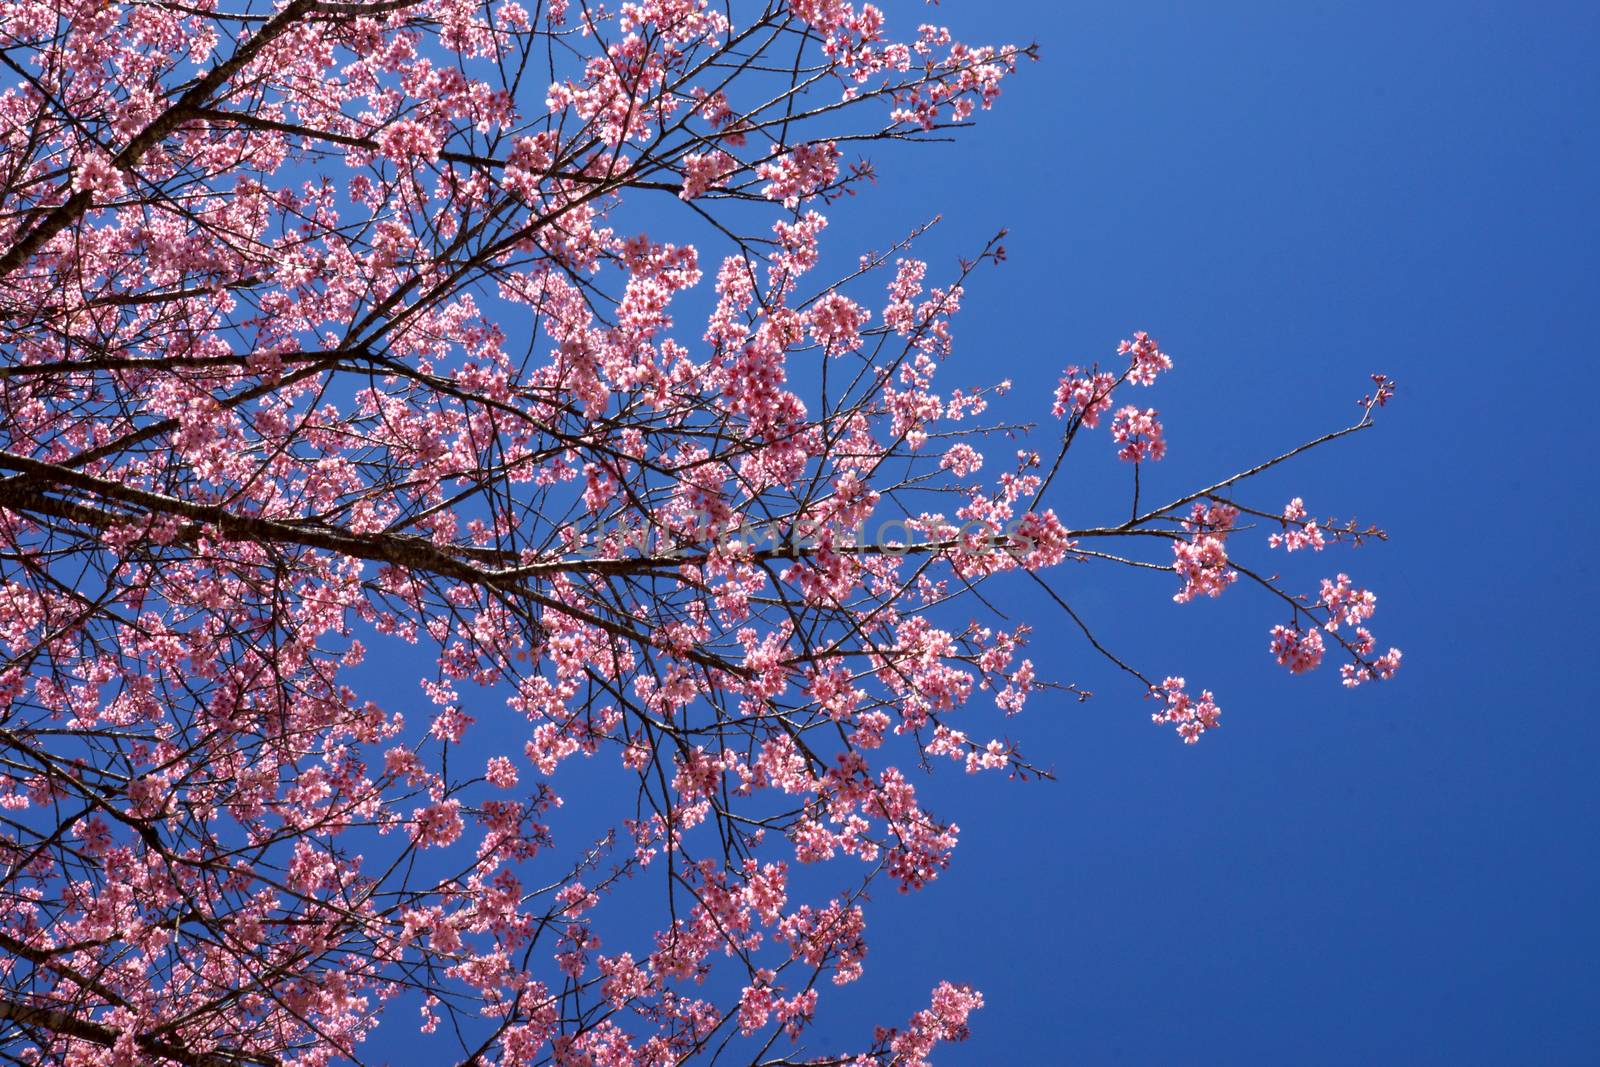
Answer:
[0,1,1396,1064]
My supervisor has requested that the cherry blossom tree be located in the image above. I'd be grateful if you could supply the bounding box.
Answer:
[0,1,1401,1064]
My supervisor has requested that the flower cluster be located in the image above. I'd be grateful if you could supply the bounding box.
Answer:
[1152,677,1223,744]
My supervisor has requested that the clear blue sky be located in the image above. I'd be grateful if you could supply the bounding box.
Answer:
[347,3,1598,1063]
[802,2,1599,1063]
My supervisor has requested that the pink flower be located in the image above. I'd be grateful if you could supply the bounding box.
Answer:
[1119,331,1173,385]
[1012,509,1074,569]
[430,705,474,743]
[807,292,869,352]
[1268,497,1326,551]
[376,118,444,161]
[1342,647,1403,687]
[411,800,464,847]
[939,442,983,477]
[1172,536,1236,602]
[1052,366,1117,425]
[1270,625,1325,673]
[789,0,850,32]
[1319,573,1377,630]
[1110,405,1166,462]
[72,151,125,200]
[737,974,776,1034]
[1151,677,1222,743]
[890,982,986,1066]
[758,142,841,207]
[485,756,519,788]
[679,149,737,200]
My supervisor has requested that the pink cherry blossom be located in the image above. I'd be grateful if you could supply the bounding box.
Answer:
[0,3,1400,1063]
[1320,573,1379,630]
[1269,497,1328,551]
[1173,536,1237,602]
[680,149,738,200]
[1152,677,1223,744]
[1270,625,1327,673]
[1053,365,1118,425]
[758,142,843,207]
[1119,330,1173,385]
[1110,405,1167,462]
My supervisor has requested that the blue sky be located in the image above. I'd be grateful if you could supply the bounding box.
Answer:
[798,2,1600,1063]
